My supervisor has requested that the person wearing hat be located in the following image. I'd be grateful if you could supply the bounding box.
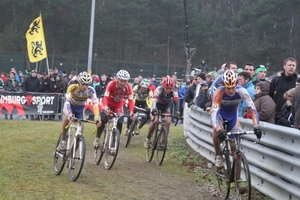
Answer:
[184,72,205,107]
[196,81,209,109]
[256,65,270,83]
[40,72,52,93]
[21,70,42,92]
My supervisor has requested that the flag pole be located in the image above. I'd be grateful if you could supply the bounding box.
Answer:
[87,0,96,75]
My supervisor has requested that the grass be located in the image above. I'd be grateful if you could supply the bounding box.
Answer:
[0,120,271,200]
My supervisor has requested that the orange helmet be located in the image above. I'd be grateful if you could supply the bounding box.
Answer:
[223,70,237,88]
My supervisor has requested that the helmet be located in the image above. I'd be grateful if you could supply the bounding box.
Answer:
[162,75,175,89]
[116,70,130,81]
[223,70,237,88]
[78,71,92,84]
[140,79,150,88]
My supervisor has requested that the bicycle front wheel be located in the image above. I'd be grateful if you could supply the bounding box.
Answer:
[125,118,137,148]
[68,135,86,181]
[53,134,66,175]
[156,127,168,165]
[216,149,231,199]
[146,129,157,162]
[235,152,251,200]
[104,129,120,170]
[94,130,106,165]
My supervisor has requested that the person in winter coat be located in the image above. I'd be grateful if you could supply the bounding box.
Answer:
[275,88,295,127]
[196,81,209,109]
[248,81,276,123]
[21,70,42,92]
[4,71,19,92]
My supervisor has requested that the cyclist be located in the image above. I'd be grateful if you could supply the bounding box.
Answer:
[144,75,180,148]
[56,71,101,152]
[210,70,262,168]
[93,69,135,148]
[124,78,153,136]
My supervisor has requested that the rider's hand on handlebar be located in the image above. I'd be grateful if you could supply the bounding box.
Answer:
[67,113,73,121]
[130,112,135,119]
[95,120,102,127]
[217,129,227,142]
[151,108,158,116]
[254,128,262,139]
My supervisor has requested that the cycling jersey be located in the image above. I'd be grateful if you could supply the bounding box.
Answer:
[102,79,134,113]
[152,86,179,113]
[65,84,100,120]
[133,85,153,108]
[211,85,259,131]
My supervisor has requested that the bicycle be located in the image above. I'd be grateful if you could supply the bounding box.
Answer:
[94,110,126,169]
[146,111,181,166]
[215,120,258,200]
[125,106,148,148]
[53,118,96,181]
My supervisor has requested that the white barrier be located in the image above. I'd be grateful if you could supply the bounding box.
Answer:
[184,104,300,200]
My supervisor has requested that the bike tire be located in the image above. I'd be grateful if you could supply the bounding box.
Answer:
[125,118,137,148]
[53,134,66,175]
[146,127,158,162]
[94,129,106,165]
[104,128,120,170]
[235,152,251,200]
[216,146,231,199]
[156,127,168,166]
[68,135,86,181]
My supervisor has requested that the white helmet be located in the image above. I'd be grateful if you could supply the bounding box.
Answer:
[78,71,92,84]
[116,70,130,81]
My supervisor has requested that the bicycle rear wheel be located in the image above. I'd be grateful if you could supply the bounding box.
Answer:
[94,130,106,165]
[68,135,86,181]
[125,118,137,148]
[156,127,168,165]
[216,149,231,199]
[235,152,251,200]
[53,134,66,175]
[104,129,120,170]
[146,129,158,162]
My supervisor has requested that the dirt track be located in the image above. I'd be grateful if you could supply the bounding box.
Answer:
[80,133,217,200]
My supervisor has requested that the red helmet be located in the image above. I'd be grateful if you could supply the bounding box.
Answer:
[162,75,175,89]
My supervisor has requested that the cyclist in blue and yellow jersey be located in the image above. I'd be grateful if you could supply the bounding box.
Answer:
[56,71,101,152]
[210,70,262,168]
[123,78,153,136]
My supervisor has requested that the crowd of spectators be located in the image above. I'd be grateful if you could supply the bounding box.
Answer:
[184,57,300,130]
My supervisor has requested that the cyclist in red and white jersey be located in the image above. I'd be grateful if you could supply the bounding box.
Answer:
[144,75,180,148]
[93,69,135,148]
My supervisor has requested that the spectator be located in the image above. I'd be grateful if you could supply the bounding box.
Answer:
[4,71,19,92]
[198,59,208,73]
[0,77,4,92]
[276,88,295,127]
[237,71,255,117]
[55,74,67,93]
[269,57,298,113]
[21,70,42,92]
[295,77,300,88]
[151,75,159,88]
[205,71,216,87]
[52,67,59,78]
[179,82,190,116]
[40,72,52,93]
[10,67,20,82]
[62,70,68,83]
[68,71,78,85]
[93,77,102,98]
[244,62,259,85]
[1,72,7,83]
[247,81,275,123]
[185,72,205,107]
[131,77,140,88]
[196,81,209,109]
[49,75,57,92]
[255,65,270,83]
[292,80,300,129]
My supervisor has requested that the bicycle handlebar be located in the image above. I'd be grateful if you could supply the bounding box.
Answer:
[226,130,254,135]
[151,112,182,126]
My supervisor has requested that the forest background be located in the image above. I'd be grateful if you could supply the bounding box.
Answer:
[0,0,299,78]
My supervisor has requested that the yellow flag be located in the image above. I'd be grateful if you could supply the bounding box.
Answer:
[26,15,48,63]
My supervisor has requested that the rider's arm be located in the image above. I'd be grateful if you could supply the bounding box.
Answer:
[89,87,100,120]
[146,90,153,108]
[127,83,134,113]
[151,87,159,110]
[102,81,113,108]
[210,88,223,131]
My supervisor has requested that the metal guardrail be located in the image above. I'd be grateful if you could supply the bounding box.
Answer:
[183,104,300,200]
